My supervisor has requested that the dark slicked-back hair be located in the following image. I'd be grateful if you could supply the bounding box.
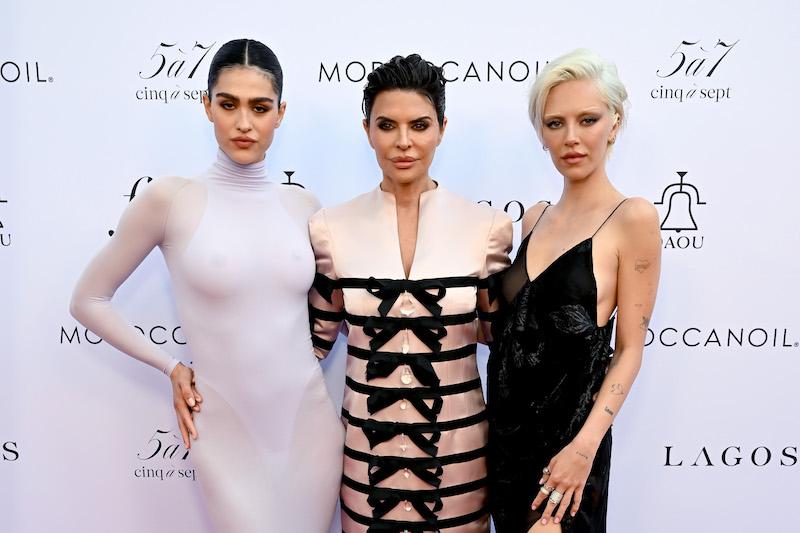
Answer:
[362,54,446,126]
[207,39,283,101]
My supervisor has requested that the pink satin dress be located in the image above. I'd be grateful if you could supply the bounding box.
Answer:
[309,185,512,532]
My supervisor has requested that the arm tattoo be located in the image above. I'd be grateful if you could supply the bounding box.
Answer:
[611,383,624,395]
[634,259,651,273]
[576,450,590,461]
[604,406,615,417]
[639,315,650,331]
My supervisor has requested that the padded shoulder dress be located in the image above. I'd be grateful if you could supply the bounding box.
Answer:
[308,185,512,532]
[70,150,344,532]
[487,200,627,533]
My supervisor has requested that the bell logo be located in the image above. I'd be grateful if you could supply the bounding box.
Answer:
[655,171,706,250]
[282,171,305,189]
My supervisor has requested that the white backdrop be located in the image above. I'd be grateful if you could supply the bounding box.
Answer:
[2,1,799,532]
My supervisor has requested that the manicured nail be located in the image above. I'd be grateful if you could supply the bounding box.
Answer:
[541,519,547,525]
[555,518,561,524]
[188,397,195,407]
[538,478,543,484]
[571,512,577,517]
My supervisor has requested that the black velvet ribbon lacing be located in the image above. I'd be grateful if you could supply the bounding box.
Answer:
[367,488,443,524]
[362,316,448,353]
[361,419,441,456]
[342,502,489,532]
[365,351,440,387]
[367,456,444,487]
[343,409,487,456]
[346,377,482,422]
[365,277,446,317]
[312,273,337,303]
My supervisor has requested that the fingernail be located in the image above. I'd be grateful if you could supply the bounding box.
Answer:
[571,512,577,517]
[541,519,547,525]
[555,518,561,524]
[188,398,195,407]
[538,478,543,484]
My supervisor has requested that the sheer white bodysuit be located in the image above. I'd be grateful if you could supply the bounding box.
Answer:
[70,150,343,532]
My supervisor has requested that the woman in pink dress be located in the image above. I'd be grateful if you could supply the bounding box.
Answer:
[308,54,512,532]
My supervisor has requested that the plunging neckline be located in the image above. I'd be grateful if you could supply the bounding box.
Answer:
[518,231,608,328]
[523,233,593,286]
[379,183,439,281]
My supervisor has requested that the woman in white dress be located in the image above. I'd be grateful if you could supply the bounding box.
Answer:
[70,39,343,532]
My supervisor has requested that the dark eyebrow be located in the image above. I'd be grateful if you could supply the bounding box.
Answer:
[374,115,433,123]
[215,92,275,104]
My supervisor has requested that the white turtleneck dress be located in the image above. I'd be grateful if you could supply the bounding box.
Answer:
[70,150,344,532]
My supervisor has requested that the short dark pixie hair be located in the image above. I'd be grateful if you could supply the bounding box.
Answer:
[362,54,446,126]
[207,39,283,102]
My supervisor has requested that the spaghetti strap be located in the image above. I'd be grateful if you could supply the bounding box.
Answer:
[592,198,628,237]
[524,202,551,240]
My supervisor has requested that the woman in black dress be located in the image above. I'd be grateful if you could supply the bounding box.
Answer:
[487,49,662,532]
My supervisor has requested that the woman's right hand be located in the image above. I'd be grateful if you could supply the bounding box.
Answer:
[170,363,202,448]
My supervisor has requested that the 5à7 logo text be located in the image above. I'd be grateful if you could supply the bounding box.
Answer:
[139,42,217,80]
[657,39,739,78]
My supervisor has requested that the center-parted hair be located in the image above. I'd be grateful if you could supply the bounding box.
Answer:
[207,39,284,101]
[362,54,446,126]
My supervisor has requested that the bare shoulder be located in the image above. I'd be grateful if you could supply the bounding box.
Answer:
[618,197,660,230]
[615,197,661,257]
[520,200,551,236]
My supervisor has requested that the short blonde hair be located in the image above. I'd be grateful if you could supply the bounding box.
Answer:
[529,49,628,142]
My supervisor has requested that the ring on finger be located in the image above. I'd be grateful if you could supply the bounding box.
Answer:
[539,484,554,496]
[542,467,551,475]
[548,489,563,505]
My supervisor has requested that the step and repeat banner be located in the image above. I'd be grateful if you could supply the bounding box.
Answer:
[2,1,798,532]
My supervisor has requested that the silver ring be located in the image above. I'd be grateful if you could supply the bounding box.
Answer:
[542,467,551,475]
[548,490,563,505]
[539,485,553,496]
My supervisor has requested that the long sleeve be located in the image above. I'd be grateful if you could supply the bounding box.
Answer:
[308,209,345,359]
[477,210,513,344]
[69,177,188,376]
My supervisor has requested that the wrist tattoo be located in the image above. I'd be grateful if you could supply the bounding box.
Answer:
[576,450,590,461]
[639,315,650,331]
[604,405,615,417]
[611,383,624,395]
[634,259,651,273]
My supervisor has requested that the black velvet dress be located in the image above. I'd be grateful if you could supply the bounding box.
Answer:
[487,201,625,533]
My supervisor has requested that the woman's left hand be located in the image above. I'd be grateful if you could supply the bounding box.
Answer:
[531,439,595,525]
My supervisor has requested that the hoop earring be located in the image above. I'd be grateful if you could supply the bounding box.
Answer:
[542,145,549,151]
